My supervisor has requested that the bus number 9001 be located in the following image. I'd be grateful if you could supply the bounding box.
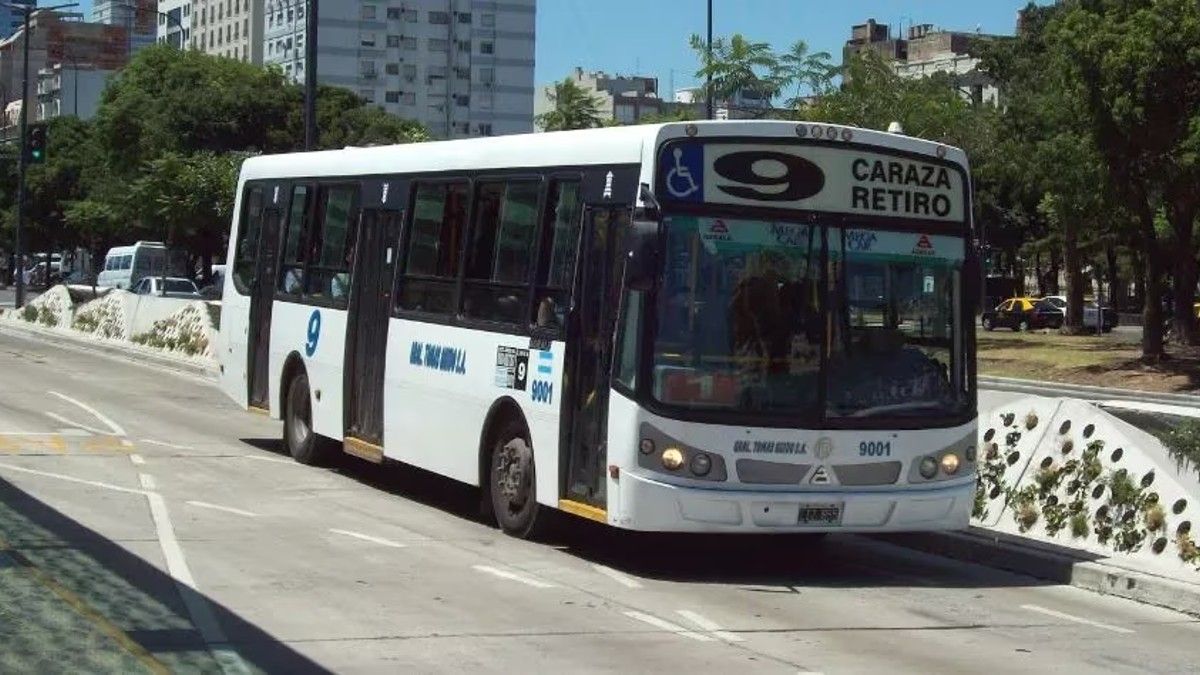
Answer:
[859,441,891,457]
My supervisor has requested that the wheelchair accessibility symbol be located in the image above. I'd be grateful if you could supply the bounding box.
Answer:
[663,145,703,201]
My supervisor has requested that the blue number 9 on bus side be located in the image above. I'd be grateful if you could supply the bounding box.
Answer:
[305,310,321,357]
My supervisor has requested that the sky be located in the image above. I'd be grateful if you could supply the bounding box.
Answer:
[534,0,1048,94]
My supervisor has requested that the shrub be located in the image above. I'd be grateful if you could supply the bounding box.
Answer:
[1164,419,1200,478]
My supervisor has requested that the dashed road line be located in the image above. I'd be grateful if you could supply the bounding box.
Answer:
[471,564,556,588]
[0,461,146,495]
[1021,604,1135,634]
[140,439,194,451]
[187,501,259,518]
[48,391,126,436]
[45,412,111,436]
[138,473,157,491]
[130,454,146,465]
[676,609,744,642]
[591,563,643,589]
[329,528,406,549]
[623,610,715,642]
[240,455,294,465]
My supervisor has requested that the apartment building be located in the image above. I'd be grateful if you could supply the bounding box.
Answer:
[189,0,264,64]
[263,0,535,139]
[157,0,192,49]
[0,1,33,42]
[91,0,157,54]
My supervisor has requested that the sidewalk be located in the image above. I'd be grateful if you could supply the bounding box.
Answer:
[979,374,1200,406]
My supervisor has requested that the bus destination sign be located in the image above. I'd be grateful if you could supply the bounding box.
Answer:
[658,141,966,223]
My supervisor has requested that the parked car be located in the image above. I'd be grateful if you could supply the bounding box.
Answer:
[1041,295,1117,331]
[132,276,201,298]
[981,297,1041,331]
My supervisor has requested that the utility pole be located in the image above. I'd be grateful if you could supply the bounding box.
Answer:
[304,0,318,150]
[705,0,713,120]
[14,7,31,307]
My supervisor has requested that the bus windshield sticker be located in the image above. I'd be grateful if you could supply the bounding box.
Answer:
[409,341,467,375]
[495,346,529,391]
[658,141,965,222]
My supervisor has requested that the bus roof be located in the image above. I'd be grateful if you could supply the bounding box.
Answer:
[238,120,969,182]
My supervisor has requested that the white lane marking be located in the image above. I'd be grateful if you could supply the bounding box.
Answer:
[591,563,643,589]
[0,461,145,495]
[44,412,111,436]
[57,428,91,437]
[0,431,61,436]
[130,454,146,465]
[121,440,134,448]
[187,501,259,518]
[1021,604,1135,634]
[146,492,250,675]
[240,455,294,465]
[623,610,715,642]
[138,473,157,490]
[140,438,195,451]
[48,391,126,436]
[329,528,405,549]
[676,609,745,642]
[471,564,556,588]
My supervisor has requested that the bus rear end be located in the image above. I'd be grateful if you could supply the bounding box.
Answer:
[574,122,977,533]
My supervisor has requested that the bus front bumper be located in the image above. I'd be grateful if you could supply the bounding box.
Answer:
[613,471,974,533]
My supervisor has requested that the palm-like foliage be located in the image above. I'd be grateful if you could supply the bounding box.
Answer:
[689,33,782,107]
[536,78,605,131]
[777,40,837,107]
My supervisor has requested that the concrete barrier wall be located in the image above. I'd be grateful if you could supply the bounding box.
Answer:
[124,294,198,336]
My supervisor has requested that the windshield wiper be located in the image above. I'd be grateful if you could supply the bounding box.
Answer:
[845,401,948,418]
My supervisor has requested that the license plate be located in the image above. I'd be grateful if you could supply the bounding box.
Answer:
[798,503,842,525]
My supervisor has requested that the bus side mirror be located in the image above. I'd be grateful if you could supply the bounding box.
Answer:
[625,219,660,291]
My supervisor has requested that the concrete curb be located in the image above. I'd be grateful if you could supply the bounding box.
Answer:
[0,320,218,380]
[979,375,1200,406]
[876,527,1200,617]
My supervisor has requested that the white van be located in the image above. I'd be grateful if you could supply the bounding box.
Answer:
[97,242,167,289]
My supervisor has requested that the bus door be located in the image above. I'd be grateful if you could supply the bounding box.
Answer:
[564,205,628,507]
[248,188,286,410]
[344,180,406,451]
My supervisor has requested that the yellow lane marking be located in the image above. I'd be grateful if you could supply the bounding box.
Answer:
[0,535,170,674]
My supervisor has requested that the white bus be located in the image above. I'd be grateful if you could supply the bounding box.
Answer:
[218,121,979,537]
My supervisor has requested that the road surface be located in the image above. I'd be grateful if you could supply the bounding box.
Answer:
[0,331,1195,673]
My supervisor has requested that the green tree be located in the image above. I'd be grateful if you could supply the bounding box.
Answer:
[689,33,781,112]
[308,85,430,148]
[536,77,605,131]
[1046,0,1200,354]
[777,40,836,107]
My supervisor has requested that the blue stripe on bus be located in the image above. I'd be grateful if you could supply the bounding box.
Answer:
[537,365,552,374]
[538,351,553,360]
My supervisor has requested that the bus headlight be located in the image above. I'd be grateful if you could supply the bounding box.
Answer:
[918,457,939,479]
[940,453,961,475]
[690,452,712,477]
[639,438,655,455]
[661,448,684,471]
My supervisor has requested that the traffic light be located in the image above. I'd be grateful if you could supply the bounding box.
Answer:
[25,123,47,164]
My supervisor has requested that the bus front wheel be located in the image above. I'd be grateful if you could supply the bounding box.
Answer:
[489,422,544,539]
[284,372,332,465]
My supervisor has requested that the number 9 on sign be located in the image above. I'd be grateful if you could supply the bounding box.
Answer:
[305,310,321,357]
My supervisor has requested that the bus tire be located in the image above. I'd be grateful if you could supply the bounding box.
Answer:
[488,420,545,539]
[284,372,331,465]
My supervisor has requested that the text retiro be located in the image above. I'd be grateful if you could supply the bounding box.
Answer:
[849,158,955,218]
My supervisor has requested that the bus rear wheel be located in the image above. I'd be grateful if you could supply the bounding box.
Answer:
[489,422,544,539]
[284,373,332,465]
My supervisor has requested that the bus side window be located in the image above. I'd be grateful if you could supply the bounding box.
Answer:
[462,179,540,324]
[305,184,359,306]
[531,179,582,330]
[397,181,469,315]
[279,185,313,296]
[233,186,265,295]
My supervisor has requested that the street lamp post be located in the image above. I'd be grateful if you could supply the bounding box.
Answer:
[705,0,713,121]
[5,1,78,308]
[305,0,318,150]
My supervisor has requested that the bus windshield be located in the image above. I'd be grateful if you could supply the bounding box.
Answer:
[651,215,967,422]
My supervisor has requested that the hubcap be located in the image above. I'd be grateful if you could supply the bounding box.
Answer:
[496,440,531,512]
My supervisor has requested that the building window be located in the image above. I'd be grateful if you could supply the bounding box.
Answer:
[455,67,470,80]
[401,92,416,105]
[478,123,493,136]
[385,62,400,75]
[457,40,470,53]
[402,9,417,21]
[457,12,472,24]
[398,182,470,314]
[481,13,495,27]
[386,34,400,48]
[362,32,376,47]
[480,41,494,55]
[361,60,377,77]
[456,95,469,107]
[403,64,417,79]
[385,91,400,103]
[429,38,448,52]
[361,5,376,20]
[479,67,494,85]
[387,8,401,20]
[428,65,447,80]
[401,36,417,50]
[429,11,450,24]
